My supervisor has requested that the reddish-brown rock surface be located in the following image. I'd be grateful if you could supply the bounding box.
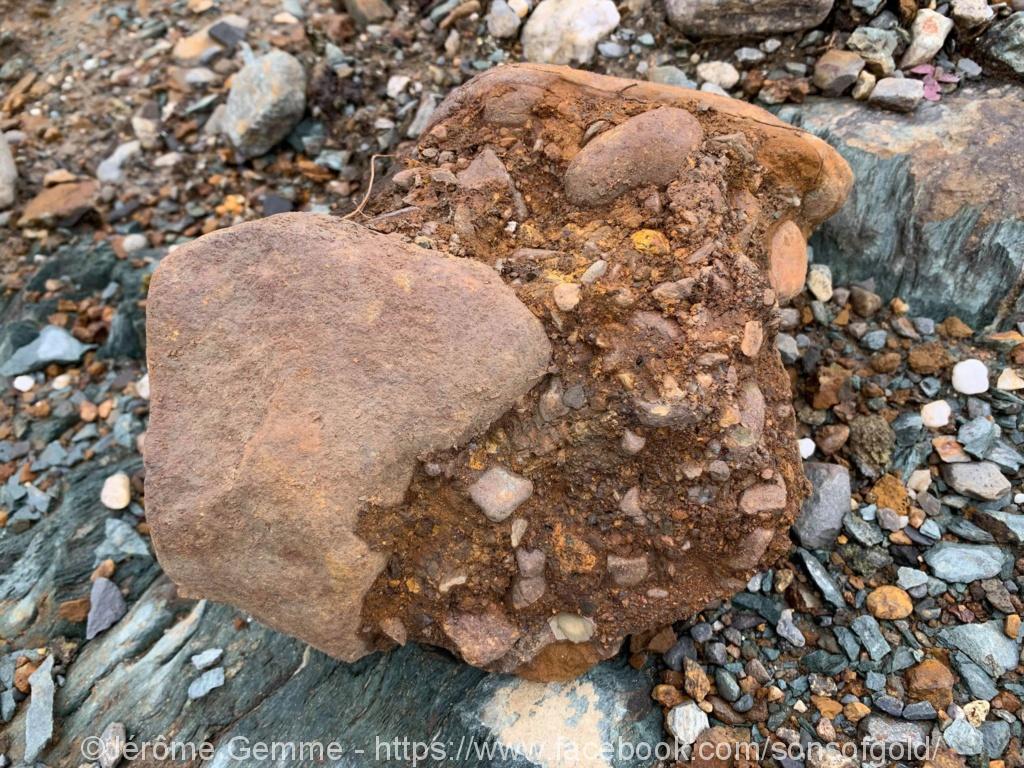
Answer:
[147,64,851,680]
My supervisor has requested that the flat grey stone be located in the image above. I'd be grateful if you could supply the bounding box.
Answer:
[794,462,851,549]
[24,654,55,763]
[0,325,92,376]
[939,621,1020,677]
[187,666,225,700]
[86,577,128,640]
[942,462,1011,501]
[943,717,984,755]
[924,542,1005,583]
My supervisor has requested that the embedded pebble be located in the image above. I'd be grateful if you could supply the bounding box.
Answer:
[100,472,132,510]
[469,467,534,522]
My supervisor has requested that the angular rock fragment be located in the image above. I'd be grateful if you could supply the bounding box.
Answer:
[148,64,850,680]
[224,49,306,158]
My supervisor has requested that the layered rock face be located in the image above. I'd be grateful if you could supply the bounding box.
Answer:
[782,85,1024,328]
[147,64,851,680]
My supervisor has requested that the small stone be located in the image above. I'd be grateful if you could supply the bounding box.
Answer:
[1005,614,1020,639]
[224,50,307,158]
[86,577,127,639]
[191,648,224,670]
[469,467,534,522]
[921,400,952,428]
[607,554,648,586]
[859,715,930,757]
[665,701,709,748]
[939,621,1020,677]
[943,717,984,755]
[942,462,1010,501]
[486,0,521,37]
[0,132,16,209]
[98,721,127,768]
[564,107,702,207]
[768,221,808,301]
[924,542,1005,583]
[951,0,994,28]
[122,233,148,253]
[553,282,582,311]
[852,69,876,99]
[0,325,91,376]
[850,286,882,316]
[696,61,740,89]
[851,614,891,660]
[813,49,866,95]
[100,472,132,510]
[794,463,851,549]
[776,608,805,646]
[188,666,225,699]
[997,368,1024,390]
[806,263,833,301]
[868,77,924,112]
[866,585,913,619]
[731,319,763,361]
[963,699,989,727]
[952,359,990,394]
[548,613,596,642]
[97,141,141,184]
[12,374,34,392]
[24,655,55,763]
[521,0,620,65]
[798,438,816,459]
[620,430,646,455]
[901,9,955,68]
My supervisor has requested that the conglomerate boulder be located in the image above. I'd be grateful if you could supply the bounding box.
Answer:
[146,64,852,681]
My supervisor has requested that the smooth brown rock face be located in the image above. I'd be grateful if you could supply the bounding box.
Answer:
[148,64,851,680]
[146,214,551,662]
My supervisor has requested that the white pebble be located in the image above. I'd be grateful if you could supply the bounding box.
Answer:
[12,374,35,392]
[122,233,148,253]
[921,400,951,428]
[1015,493,1024,505]
[951,358,989,395]
[100,472,132,510]
[798,438,816,459]
[52,373,72,390]
[136,373,150,399]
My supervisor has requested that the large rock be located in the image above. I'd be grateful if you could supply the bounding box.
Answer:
[782,85,1024,327]
[666,0,834,37]
[149,64,851,680]
[224,49,306,158]
[147,214,551,664]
